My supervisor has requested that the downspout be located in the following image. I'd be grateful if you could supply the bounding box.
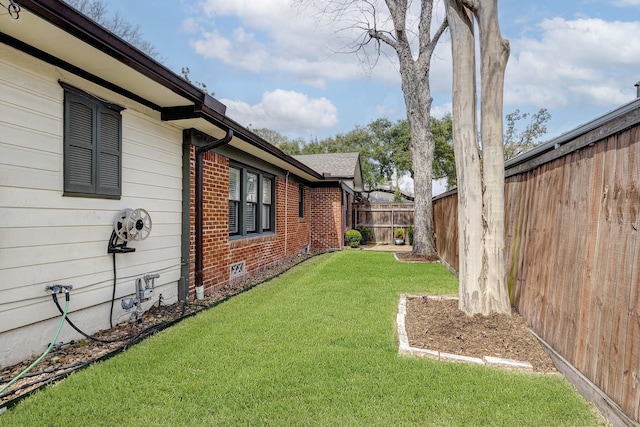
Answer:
[284,171,289,257]
[308,185,311,252]
[195,129,233,300]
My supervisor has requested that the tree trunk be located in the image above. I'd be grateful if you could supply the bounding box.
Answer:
[446,0,510,315]
[400,65,436,255]
[445,0,484,315]
[394,22,437,257]
[477,0,511,314]
[409,114,437,256]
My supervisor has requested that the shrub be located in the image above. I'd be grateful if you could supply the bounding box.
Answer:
[355,225,372,244]
[407,225,414,245]
[345,229,362,248]
[394,228,404,240]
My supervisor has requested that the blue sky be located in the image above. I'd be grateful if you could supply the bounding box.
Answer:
[102,0,640,145]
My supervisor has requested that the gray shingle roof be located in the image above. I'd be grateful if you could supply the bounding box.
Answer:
[293,152,360,178]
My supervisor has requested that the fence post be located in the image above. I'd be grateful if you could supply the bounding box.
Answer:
[391,205,395,243]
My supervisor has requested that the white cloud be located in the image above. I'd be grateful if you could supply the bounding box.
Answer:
[180,17,202,34]
[506,17,640,108]
[375,105,397,117]
[190,27,271,71]
[612,0,640,6]
[431,103,452,119]
[187,0,444,87]
[221,89,338,135]
[189,0,640,133]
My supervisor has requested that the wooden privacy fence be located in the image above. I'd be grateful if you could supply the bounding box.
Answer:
[354,203,414,243]
[433,100,640,424]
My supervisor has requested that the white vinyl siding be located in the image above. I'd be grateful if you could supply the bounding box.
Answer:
[0,51,183,367]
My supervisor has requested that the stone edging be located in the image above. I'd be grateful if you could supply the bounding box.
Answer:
[393,253,440,264]
[397,295,533,372]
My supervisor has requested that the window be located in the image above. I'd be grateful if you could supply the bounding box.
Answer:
[262,177,272,231]
[63,84,123,198]
[298,184,305,218]
[229,167,240,234]
[228,164,275,237]
[246,172,258,232]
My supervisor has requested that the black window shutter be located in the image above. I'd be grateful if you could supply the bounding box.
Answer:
[64,94,95,194]
[97,108,122,196]
[63,85,123,198]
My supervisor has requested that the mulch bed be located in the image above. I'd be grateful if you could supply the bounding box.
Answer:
[404,297,557,373]
[396,251,556,373]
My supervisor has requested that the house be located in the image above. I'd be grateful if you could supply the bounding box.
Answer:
[0,0,363,368]
[293,153,363,249]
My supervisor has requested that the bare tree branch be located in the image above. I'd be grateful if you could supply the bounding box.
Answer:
[62,0,160,59]
[297,0,446,256]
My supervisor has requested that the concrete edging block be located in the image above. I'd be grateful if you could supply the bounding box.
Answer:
[483,356,533,371]
[440,352,485,365]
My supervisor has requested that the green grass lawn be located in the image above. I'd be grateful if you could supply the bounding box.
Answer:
[2,251,603,426]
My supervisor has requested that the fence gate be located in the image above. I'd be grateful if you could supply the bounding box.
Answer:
[354,202,414,244]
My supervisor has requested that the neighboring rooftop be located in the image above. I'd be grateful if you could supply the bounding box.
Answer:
[294,152,363,192]
[293,152,360,178]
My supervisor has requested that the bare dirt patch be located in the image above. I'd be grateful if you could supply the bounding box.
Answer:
[396,252,555,373]
[404,297,556,373]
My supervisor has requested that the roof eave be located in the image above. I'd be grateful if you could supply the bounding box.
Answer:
[20,0,206,104]
[18,0,323,181]
[163,104,324,180]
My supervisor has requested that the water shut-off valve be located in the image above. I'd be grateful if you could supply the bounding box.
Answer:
[121,273,160,325]
[46,284,73,294]
[45,284,73,303]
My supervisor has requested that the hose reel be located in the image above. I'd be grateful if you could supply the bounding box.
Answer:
[108,208,152,253]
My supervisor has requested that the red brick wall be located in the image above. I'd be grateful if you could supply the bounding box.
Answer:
[189,147,312,298]
[228,177,311,285]
[310,187,344,250]
[188,148,230,295]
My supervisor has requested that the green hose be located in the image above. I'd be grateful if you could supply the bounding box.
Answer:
[0,297,70,395]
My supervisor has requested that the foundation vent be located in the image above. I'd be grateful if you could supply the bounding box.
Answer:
[230,261,246,278]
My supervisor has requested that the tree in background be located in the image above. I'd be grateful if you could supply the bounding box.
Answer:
[181,67,215,97]
[446,0,511,315]
[435,110,550,190]
[431,114,456,190]
[503,108,551,160]
[299,0,448,257]
[255,115,455,198]
[66,0,209,93]
[252,128,304,155]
